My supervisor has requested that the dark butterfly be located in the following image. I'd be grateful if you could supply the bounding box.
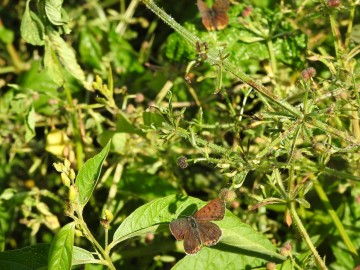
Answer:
[196,0,230,31]
[169,198,225,255]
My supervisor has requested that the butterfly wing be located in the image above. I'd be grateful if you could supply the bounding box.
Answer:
[169,218,189,241]
[197,0,215,31]
[197,221,222,247]
[212,0,230,30]
[193,198,225,221]
[183,220,202,255]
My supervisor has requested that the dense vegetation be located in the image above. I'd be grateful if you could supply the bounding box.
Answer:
[0,0,359,269]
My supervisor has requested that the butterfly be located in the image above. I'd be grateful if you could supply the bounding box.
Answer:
[169,198,225,255]
[196,0,230,31]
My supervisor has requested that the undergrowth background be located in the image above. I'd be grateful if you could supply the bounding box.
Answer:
[0,0,360,269]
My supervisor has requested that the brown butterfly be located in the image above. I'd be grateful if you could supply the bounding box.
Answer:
[196,0,230,31]
[169,198,225,255]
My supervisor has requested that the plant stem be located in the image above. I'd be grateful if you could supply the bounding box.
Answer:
[313,177,359,259]
[77,213,116,270]
[266,38,277,76]
[64,84,84,169]
[288,201,328,270]
[344,2,356,49]
[140,0,301,118]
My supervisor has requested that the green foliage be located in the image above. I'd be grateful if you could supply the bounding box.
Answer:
[0,0,360,269]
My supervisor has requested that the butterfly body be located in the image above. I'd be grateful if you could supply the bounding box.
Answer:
[169,198,225,255]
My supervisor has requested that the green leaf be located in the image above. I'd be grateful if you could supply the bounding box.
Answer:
[47,32,86,85]
[0,243,49,270]
[115,112,144,136]
[220,214,284,261]
[273,30,307,68]
[111,133,128,154]
[0,25,14,44]
[112,194,181,244]
[171,246,267,270]
[79,30,102,70]
[112,194,283,263]
[72,246,96,266]
[142,111,167,129]
[108,31,144,74]
[25,105,36,142]
[77,140,111,207]
[44,38,66,86]
[45,0,66,26]
[119,171,177,200]
[20,0,45,46]
[163,31,195,63]
[116,112,138,134]
[48,223,75,270]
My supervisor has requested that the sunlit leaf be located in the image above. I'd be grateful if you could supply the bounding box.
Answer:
[48,223,75,270]
[77,140,111,207]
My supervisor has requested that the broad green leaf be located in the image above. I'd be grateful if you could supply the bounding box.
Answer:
[171,246,267,270]
[111,133,128,154]
[112,194,188,244]
[48,222,75,270]
[0,243,49,270]
[45,0,65,26]
[116,112,143,135]
[21,0,45,46]
[220,214,284,261]
[48,32,86,85]
[112,194,283,263]
[25,105,36,142]
[79,30,102,70]
[72,246,97,266]
[164,31,195,63]
[108,31,144,74]
[119,171,177,200]
[44,38,65,86]
[77,140,111,207]
[142,111,167,129]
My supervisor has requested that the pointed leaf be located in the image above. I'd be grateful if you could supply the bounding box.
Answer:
[0,243,49,270]
[48,32,86,85]
[48,222,75,270]
[25,105,36,142]
[112,194,283,262]
[44,39,65,86]
[77,140,111,207]
[45,0,65,26]
[21,0,45,45]
[72,246,97,266]
[171,246,266,270]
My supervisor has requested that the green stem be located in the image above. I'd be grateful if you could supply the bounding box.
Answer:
[313,177,359,259]
[64,84,84,169]
[328,7,343,59]
[115,0,139,35]
[140,0,302,118]
[267,38,277,75]
[77,212,116,270]
[288,201,328,270]
[344,3,355,49]
[105,227,109,249]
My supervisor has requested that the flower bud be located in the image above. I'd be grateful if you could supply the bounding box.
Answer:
[68,185,77,202]
[219,188,237,202]
[104,209,114,222]
[69,169,76,181]
[53,162,63,172]
[61,172,71,187]
[64,159,71,169]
